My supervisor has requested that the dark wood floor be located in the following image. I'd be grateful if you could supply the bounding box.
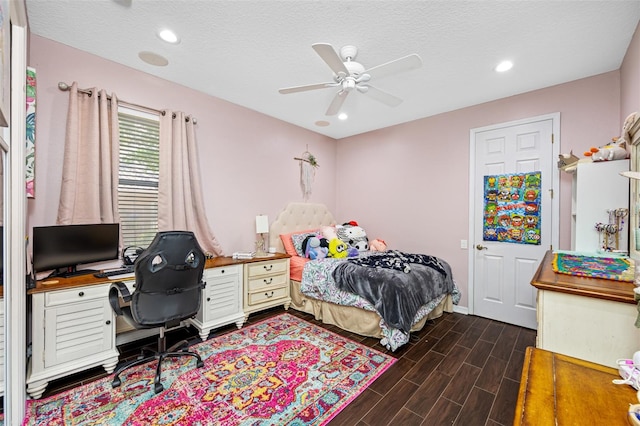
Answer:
[42,306,535,426]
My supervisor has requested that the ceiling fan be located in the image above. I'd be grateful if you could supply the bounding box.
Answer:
[278,43,423,116]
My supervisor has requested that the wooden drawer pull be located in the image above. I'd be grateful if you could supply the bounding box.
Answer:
[263,265,273,272]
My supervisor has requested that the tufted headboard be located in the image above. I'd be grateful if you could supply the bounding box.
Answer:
[269,202,336,254]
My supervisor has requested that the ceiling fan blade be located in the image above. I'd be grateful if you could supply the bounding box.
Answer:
[363,54,422,79]
[279,82,337,94]
[326,90,349,116]
[363,85,403,107]
[312,43,349,76]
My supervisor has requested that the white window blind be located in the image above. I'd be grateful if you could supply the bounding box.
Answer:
[118,107,160,248]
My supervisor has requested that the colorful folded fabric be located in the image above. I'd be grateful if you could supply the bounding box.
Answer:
[552,252,634,282]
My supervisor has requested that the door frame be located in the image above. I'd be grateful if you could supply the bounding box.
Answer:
[467,113,561,317]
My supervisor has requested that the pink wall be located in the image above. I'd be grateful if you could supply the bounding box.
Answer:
[621,21,640,123]
[336,72,622,307]
[27,35,337,255]
[29,24,640,310]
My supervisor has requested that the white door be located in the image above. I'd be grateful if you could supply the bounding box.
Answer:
[470,114,559,329]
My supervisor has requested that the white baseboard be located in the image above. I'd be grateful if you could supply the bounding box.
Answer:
[453,305,469,315]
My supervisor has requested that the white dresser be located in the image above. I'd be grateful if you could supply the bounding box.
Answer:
[532,251,639,368]
[243,254,291,321]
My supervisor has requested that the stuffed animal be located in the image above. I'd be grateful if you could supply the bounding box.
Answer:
[587,139,629,162]
[302,235,328,260]
[370,239,387,252]
[584,113,638,162]
[328,238,349,258]
[619,112,639,145]
[321,225,338,241]
[336,223,369,252]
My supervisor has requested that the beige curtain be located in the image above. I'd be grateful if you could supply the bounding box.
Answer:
[57,82,120,225]
[158,110,224,256]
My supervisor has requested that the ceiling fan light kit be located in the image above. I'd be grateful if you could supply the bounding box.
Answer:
[278,43,422,116]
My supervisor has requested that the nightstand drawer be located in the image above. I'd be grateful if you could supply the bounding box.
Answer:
[246,259,287,278]
[247,287,287,305]
[247,273,287,292]
[45,284,108,307]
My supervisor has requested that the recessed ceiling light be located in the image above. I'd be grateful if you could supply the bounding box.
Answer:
[158,29,179,44]
[138,51,169,67]
[495,60,513,73]
[315,120,330,127]
[338,113,348,120]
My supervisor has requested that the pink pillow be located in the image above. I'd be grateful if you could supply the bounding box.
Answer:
[280,229,318,256]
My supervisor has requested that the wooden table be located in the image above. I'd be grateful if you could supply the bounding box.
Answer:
[514,347,638,425]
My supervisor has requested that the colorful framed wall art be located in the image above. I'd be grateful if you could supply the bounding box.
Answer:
[483,171,541,245]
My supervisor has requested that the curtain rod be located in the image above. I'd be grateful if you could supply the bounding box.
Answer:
[57,82,197,124]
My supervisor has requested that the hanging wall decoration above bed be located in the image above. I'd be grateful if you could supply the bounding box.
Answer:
[483,171,541,245]
[294,148,319,201]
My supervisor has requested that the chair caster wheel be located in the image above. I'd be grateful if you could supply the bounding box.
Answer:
[197,360,204,368]
[112,378,121,388]
[154,382,164,393]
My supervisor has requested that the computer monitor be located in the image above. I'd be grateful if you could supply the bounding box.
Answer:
[32,223,120,278]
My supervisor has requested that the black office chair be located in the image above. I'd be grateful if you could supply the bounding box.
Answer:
[108,231,206,393]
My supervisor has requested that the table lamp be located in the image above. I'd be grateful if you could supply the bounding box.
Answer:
[255,215,269,257]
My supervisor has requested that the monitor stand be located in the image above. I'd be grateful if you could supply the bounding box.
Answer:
[48,266,98,279]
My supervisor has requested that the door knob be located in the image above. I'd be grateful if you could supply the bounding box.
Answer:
[476,244,488,250]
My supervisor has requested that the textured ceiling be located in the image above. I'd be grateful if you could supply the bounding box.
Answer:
[25,0,640,139]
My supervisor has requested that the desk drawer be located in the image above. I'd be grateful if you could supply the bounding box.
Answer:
[45,284,109,307]
[247,273,287,292]
[248,287,287,305]
[205,265,240,279]
[246,260,287,278]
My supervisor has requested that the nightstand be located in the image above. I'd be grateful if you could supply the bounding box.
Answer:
[242,253,290,322]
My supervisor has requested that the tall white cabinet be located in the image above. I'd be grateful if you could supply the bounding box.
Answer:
[572,160,630,253]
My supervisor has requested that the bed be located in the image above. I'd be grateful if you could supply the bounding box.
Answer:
[269,202,460,350]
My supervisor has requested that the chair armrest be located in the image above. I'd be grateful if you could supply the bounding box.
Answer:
[108,281,132,316]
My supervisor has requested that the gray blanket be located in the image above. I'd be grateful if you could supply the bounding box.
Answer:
[332,252,455,334]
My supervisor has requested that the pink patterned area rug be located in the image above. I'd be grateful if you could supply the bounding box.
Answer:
[23,313,395,425]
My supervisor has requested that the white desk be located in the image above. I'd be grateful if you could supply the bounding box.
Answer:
[25,255,268,399]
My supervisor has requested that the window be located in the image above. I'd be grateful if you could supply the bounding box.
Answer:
[117,107,160,248]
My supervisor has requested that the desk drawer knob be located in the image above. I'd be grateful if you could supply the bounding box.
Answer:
[105,320,111,325]
[78,291,85,297]
[221,269,225,274]
[263,265,273,272]
[207,297,211,302]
